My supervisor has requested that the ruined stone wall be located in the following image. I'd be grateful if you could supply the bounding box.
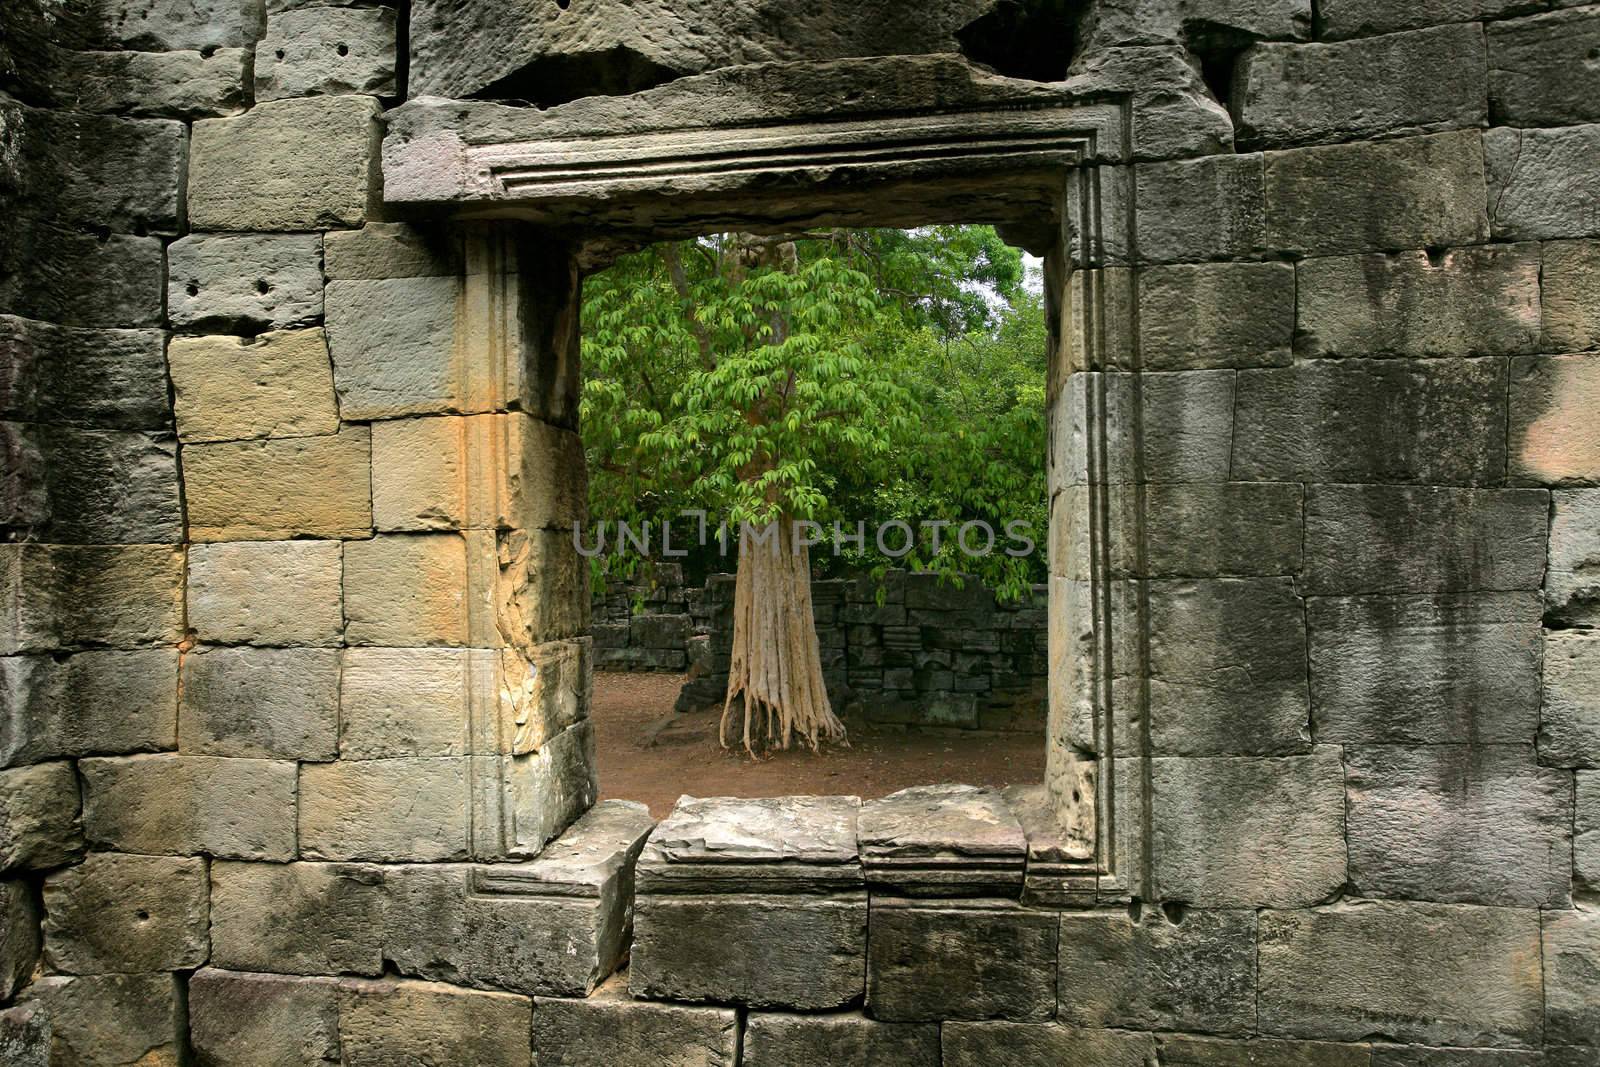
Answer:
[0,0,1597,1063]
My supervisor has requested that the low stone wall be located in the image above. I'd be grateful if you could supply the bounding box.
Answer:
[590,564,699,672]
[676,571,1047,731]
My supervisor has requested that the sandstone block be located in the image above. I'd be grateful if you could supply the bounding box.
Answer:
[515,638,592,754]
[1304,486,1549,595]
[299,757,469,862]
[183,428,372,541]
[857,784,1025,896]
[1236,24,1488,149]
[0,316,169,429]
[1310,593,1542,745]
[1145,483,1303,577]
[29,427,183,544]
[1296,244,1541,359]
[339,647,481,759]
[324,222,459,280]
[1487,124,1600,241]
[1265,131,1489,257]
[0,225,164,328]
[0,1002,49,1067]
[1317,0,1538,39]
[0,650,177,767]
[42,853,207,974]
[1346,745,1572,907]
[325,276,470,419]
[1158,1034,1372,1066]
[1148,578,1310,756]
[1077,370,1238,485]
[338,977,532,1067]
[51,47,250,119]
[255,6,397,101]
[1153,750,1346,908]
[0,762,84,872]
[172,326,341,443]
[1136,261,1294,370]
[1134,154,1265,263]
[188,95,381,231]
[492,720,598,859]
[743,1011,937,1067]
[1509,353,1600,485]
[189,969,342,1067]
[866,899,1056,1022]
[1057,907,1258,1033]
[86,0,265,51]
[942,1022,1155,1067]
[1548,489,1600,627]
[80,753,297,861]
[1578,773,1599,890]
[371,413,586,532]
[1543,240,1600,353]
[1541,630,1600,768]
[179,646,340,759]
[166,233,324,333]
[534,973,738,1067]
[1258,901,1543,1047]
[210,861,385,976]
[1,881,39,1000]
[1489,7,1600,127]
[1543,908,1600,1047]
[27,973,183,1067]
[187,540,344,646]
[342,532,498,647]
[0,543,184,653]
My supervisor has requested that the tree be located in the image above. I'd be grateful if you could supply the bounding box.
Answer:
[580,227,1045,754]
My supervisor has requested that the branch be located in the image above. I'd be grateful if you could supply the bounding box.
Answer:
[661,243,716,370]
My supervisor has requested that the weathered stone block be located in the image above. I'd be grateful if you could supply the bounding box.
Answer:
[371,413,586,532]
[187,540,344,647]
[1303,486,1549,595]
[534,973,738,1067]
[1238,358,1508,484]
[0,762,83,872]
[256,6,397,100]
[211,861,385,976]
[1137,261,1294,370]
[28,973,184,1067]
[86,0,265,51]
[1296,245,1541,359]
[80,753,297,861]
[1310,593,1542,745]
[1148,578,1310,756]
[866,899,1056,1022]
[42,853,207,974]
[1549,489,1600,627]
[0,543,185,653]
[170,329,338,443]
[183,428,372,541]
[1486,124,1600,241]
[1057,907,1258,1034]
[1,880,39,1001]
[51,47,250,119]
[1265,131,1489,257]
[1258,901,1543,1047]
[1509,353,1600,486]
[1578,772,1600,890]
[179,646,340,760]
[1145,483,1302,578]
[0,650,176,767]
[743,1011,937,1067]
[1490,7,1600,128]
[1134,154,1265,263]
[492,719,598,859]
[1113,370,1238,484]
[28,427,183,544]
[1543,908,1600,1047]
[337,977,532,1067]
[188,95,381,231]
[1542,630,1600,768]
[324,222,458,280]
[1316,0,1536,40]
[342,532,498,647]
[1347,745,1572,907]
[858,784,1025,896]
[166,234,324,333]
[1158,1034,1372,1066]
[0,1002,49,1067]
[943,1022,1156,1067]
[339,647,480,759]
[501,527,591,645]
[325,276,481,420]
[299,757,470,862]
[1153,750,1345,908]
[1236,24,1488,149]
[0,316,169,429]
[1543,240,1600,353]
[189,969,342,1067]
[0,226,164,329]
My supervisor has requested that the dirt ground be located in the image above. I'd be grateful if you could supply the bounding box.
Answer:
[591,671,1047,818]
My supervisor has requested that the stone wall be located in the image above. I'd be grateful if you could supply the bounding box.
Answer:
[1,0,1598,1062]
[590,563,698,672]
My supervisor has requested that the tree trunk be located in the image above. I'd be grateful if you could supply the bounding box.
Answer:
[721,517,846,755]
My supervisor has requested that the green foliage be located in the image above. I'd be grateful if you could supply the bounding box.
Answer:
[580,227,1048,601]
